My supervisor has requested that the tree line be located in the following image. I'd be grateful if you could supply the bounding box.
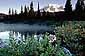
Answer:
[64,0,85,20]
[3,0,85,22]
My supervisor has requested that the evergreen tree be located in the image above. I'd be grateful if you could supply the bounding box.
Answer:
[75,0,85,12]
[75,0,82,12]
[42,9,46,16]
[15,9,17,15]
[12,8,14,15]
[81,0,85,12]
[46,11,50,17]
[30,1,34,11]
[24,5,27,14]
[9,8,11,15]
[84,5,85,12]
[27,6,29,13]
[81,0,85,17]
[37,2,41,16]
[21,5,23,14]
[64,0,72,13]
[29,1,35,16]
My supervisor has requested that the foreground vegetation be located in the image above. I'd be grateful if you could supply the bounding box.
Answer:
[0,21,84,56]
[54,21,84,56]
[0,33,67,56]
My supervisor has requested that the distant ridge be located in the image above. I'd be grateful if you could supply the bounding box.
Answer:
[0,13,7,15]
[0,13,7,19]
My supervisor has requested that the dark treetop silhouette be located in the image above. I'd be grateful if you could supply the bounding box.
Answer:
[0,0,85,23]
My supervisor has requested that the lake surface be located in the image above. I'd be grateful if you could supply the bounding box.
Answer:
[0,23,54,40]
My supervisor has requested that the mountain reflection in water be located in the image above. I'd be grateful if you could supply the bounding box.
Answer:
[0,23,54,40]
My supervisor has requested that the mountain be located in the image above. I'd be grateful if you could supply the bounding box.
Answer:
[40,4,64,12]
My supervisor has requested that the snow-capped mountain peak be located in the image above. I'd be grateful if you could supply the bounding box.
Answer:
[40,4,64,12]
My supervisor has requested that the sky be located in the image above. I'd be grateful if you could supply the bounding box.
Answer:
[0,0,77,14]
